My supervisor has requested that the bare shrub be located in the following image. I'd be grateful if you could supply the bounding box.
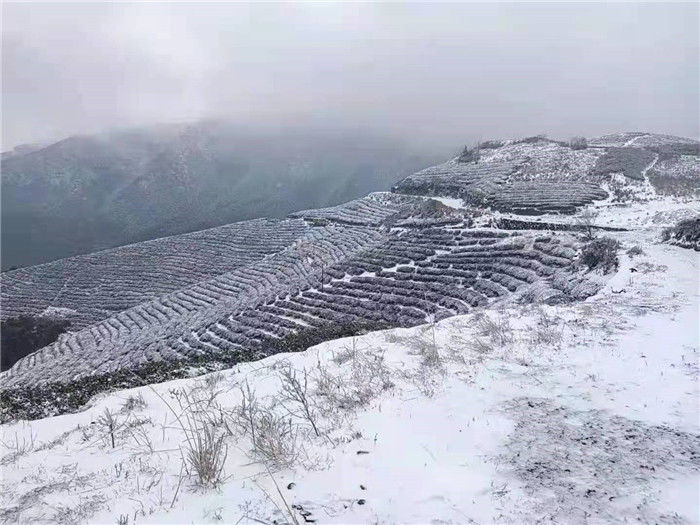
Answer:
[466,336,495,355]
[420,342,442,369]
[410,323,442,370]
[96,408,120,449]
[529,309,564,347]
[331,346,355,365]
[167,375,228,433]
[575,207,599,240]
[454,312,515,359]
[121,392,147,413]
[473,313,514,348]
[235,382,300,470]
[0,426,37,465]
[162,384,231,488]
[202,372,225,391]
[278,365,321,438]
[626,245,644,257]
[396,322,446,397]
[125,417,155,453]
[332,335,359,365]
[315,350,394,411]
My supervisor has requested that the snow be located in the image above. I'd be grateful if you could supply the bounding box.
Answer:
[431,196,465,209]
[623,133,649,147]
[39,306,79,320]
[494,196,700,231]
[2,208,699,524]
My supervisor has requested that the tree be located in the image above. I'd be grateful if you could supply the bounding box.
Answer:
[575,207,599,240]
[458,143,480,164]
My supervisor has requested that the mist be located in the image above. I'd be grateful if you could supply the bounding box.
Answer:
[2,2,698,151]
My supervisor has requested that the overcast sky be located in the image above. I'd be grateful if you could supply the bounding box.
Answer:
[2,2,698,150]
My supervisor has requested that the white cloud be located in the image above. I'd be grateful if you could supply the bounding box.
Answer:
[2,2,698,149]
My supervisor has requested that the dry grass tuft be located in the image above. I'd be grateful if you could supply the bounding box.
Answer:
[185,422,228,487]
[234,382,300,470]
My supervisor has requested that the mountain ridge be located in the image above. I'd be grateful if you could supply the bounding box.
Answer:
[1,121,443,269]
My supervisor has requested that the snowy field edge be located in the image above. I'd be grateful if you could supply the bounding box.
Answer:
[2,211,699,525]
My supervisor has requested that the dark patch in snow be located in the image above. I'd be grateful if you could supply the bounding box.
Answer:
[498,397,700,524]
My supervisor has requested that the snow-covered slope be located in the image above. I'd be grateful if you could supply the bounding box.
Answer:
[0,195,601,402]
[2,203,698,524]
[2,131,698,423]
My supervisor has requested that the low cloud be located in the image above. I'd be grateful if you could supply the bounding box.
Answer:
[2,2,698,150]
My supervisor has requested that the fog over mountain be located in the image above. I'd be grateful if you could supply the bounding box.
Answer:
[3,2,698,150]
[1,2,697,268]
[1,122,442,269]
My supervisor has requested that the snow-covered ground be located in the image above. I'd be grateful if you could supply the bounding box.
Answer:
[486,197,700,231]
[1,208,698,524]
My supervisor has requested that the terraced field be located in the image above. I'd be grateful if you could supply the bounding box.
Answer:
[394,132,699,213]
[587,132,650,148]
[1,222,388,389]
[2,132,698,415]
[1,221,596,392]
[289,192,411,226]
[489,182,608,215]
[481,141,603,181]
[393,158,607,214]
[1,218,310,329]
[391,159,519,198]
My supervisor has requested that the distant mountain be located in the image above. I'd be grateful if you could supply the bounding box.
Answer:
[1,143,45,160]
[1,122,443,269]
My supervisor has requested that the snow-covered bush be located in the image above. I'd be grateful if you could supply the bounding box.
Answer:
[473,312,514,349]
[458,144,480,163]
[580,237,621,273]
[463,188,489,206]
[479,139,505,149]
[569,136,588,150]
[121,392,147,413]
[315,350,394,410]
[662,217,700,250]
